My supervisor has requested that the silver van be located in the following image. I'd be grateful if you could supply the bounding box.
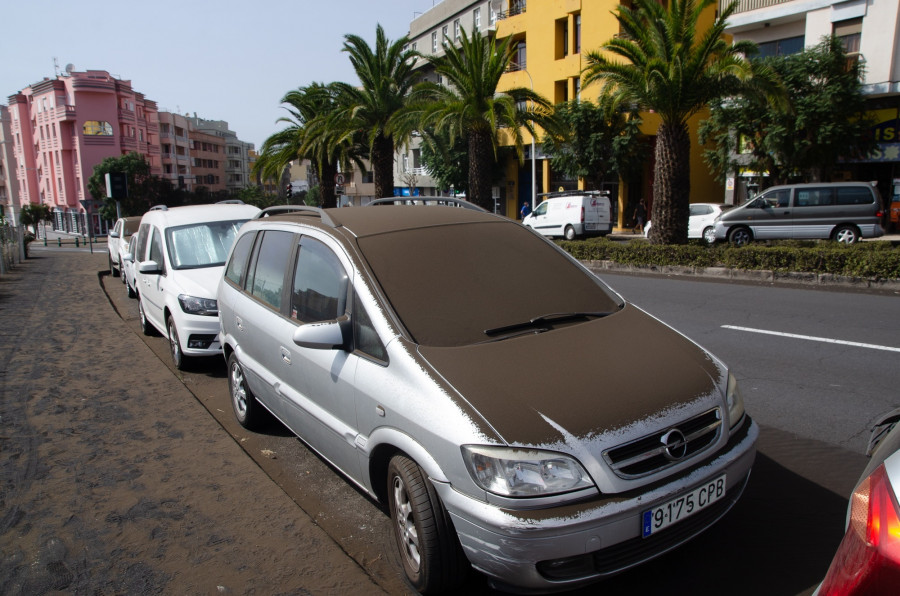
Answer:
[714,182,885,246]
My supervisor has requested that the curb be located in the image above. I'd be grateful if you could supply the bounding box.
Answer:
[581,259,900,292]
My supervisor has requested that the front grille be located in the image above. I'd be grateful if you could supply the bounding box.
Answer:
[537,472,749,581]
[603,408,722,479]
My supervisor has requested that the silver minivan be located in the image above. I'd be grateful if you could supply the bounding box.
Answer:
[714,182,885,246]
[218,205,757,594]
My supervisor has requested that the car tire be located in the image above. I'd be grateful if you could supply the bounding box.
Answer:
[139,299,158,336]
[167,315,185,370]
[564,225,576,241]
[728,226,752,247]
[833,225,860,245]
[228,353,262,429]
[387,455,468,594]
[702,226,716,245]
[109,255,119,277]
[126,278,136,299]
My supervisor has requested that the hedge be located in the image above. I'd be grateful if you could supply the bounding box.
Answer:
[559,238,900,280]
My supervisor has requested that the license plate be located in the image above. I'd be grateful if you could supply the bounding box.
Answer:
[585,223,598,230]
[642,475,726,538]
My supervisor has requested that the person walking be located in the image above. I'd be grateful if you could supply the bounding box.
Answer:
[633,199,647,233]
[520,201,532,219]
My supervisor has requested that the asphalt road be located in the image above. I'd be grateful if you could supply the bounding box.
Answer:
[7,245,891,595]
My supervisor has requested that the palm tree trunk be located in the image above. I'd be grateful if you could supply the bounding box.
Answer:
[650,122,691,245]
[468,129,494,211]
[320,160,338,209]
[373,133,394,200]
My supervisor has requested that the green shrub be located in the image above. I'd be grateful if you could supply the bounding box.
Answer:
[559,238,900,280]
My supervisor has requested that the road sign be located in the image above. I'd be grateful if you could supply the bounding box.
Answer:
[335,173,347,185]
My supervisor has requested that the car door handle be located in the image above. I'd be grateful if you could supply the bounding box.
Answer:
[280,347,291,365]
[235,316,244,332]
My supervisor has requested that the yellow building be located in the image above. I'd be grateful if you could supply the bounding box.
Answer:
[495,0,724,229]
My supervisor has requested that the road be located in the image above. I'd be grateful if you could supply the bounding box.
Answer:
[10,246,893,595]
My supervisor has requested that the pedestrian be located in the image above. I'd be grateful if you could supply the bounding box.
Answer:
[520,201,532,219]
[633,199,647,233]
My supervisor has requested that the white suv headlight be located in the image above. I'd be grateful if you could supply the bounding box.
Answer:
[178,294,218,316]
[462,445,594,497]
[726,372,745,428]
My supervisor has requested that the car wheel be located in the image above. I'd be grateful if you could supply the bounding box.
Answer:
[833,225,860,245]
[228,353,261,429]
[564,225,576,241]
[728,226,752,247]
[167,315,185,370]
[702,226,717,245]
[139,299,157,336]
[109,255,119,277]
[126,278,136,299]
[388,455,467,593]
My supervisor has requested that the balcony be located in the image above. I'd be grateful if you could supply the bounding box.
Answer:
[118,108,136,122]
[722,0,791,15]
[120,137,137,150]
[498,1,526,20]
[54,105,77,121]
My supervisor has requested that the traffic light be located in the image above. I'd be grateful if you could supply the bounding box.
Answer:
[286,183,293,199]
[105,172,128,199]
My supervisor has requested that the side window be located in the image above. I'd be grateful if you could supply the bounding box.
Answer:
[248,231,295,311]
[353,292,387,362]
[135,224,150,262]
[224,231,257,288]
[148,227,164,270]
[836,186,873,205]
[761,190,790,208]
[534,202,548,216]
[291,237,348,323]
[796,188,834,207]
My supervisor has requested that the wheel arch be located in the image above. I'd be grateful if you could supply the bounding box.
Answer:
[366,429,450,505]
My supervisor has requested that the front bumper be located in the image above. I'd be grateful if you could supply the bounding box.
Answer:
[435,416,758,593]
[174,313,222,356]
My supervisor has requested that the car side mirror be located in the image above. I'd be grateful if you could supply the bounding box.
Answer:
[138,260,162,275]
[109,231,120,238]
[123,254,133,263]
[293,315,350,350]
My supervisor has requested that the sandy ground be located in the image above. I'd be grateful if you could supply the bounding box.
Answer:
[0,249,387,595]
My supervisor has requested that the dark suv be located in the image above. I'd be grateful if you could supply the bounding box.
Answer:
[217,205,757,593]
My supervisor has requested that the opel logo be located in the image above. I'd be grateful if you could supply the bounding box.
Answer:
[661,429,688,461]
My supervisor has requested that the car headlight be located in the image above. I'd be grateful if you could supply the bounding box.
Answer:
[462,445,594,497]
[178,294,218,316]
[726,372,745,428]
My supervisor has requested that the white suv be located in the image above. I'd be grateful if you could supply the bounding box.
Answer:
[133,201,260,368]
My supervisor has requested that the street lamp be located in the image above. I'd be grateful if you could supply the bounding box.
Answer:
[520,68,537,213]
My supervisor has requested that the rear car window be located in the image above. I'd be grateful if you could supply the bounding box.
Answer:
[357,221,622,347]
[836,186,873,205]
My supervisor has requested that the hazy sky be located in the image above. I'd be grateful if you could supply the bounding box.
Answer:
[1,0,438,150]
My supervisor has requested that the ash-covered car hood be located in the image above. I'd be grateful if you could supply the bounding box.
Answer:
[418,305,724,450]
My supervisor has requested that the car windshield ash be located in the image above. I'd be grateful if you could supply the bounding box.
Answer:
[356,220,623,347]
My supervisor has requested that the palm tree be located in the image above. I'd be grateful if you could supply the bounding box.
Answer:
[255,83,363,208]
[582,0,767,244]
[410,28,553,211]
[331,25,419,200]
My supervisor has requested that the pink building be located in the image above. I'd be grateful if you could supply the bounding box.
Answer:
[6,70,160,235]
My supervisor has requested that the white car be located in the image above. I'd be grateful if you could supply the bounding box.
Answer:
[132,201,260,369]
[107,216,141,276]
[523,191,613,240]
[645,203,733,244]
[122,235,138,299]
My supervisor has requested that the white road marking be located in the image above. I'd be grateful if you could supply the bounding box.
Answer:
[722,325,900,353]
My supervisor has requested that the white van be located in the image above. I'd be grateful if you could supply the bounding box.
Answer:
[523,191,612,240]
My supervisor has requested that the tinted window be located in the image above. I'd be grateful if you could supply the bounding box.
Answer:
[225,231,257,287]
[760,190,790,208]
[795,188,835,207]
[149,227,164,269]
[353,291,387,362]
[291,238,348,323]
[836,186,873,205]
[248,231,294,311]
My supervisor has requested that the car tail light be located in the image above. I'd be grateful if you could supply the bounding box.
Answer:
[875,210,884,218]
[819,464,900,595]
[580,207,585,223]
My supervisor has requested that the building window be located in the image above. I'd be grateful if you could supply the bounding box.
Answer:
[83,121,113,136]
[834,18,862,69]
[516,41,527,70]
[432,31,437,53]
[474,7,481,31]
[454,19,460,41]
[757,36,804,58]
[575,14,581,54]
[442,25,449,46]
[489,4,497,27]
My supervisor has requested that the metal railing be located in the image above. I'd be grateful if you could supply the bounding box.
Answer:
[498,1,526,20]
[722,0,791,15]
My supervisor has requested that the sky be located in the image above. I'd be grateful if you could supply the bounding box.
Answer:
[1,0,440,150]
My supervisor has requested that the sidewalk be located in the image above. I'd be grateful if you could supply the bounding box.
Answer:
[0,250,386,595]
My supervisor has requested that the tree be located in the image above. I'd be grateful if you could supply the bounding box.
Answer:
[699,36,875,186]
[410,28,553,211]
[331,25,419,199]
[255,83,364,209]
[542,98,647,192]
[582,0,775,244]
[420,128,470,194]
[18,203,53,234]
[88,152,180,220]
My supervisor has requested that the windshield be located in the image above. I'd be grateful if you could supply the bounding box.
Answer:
[166,219,248,269]
[357,221,623,347]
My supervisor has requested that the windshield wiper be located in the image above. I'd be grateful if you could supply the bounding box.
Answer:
[483,311,613,337]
